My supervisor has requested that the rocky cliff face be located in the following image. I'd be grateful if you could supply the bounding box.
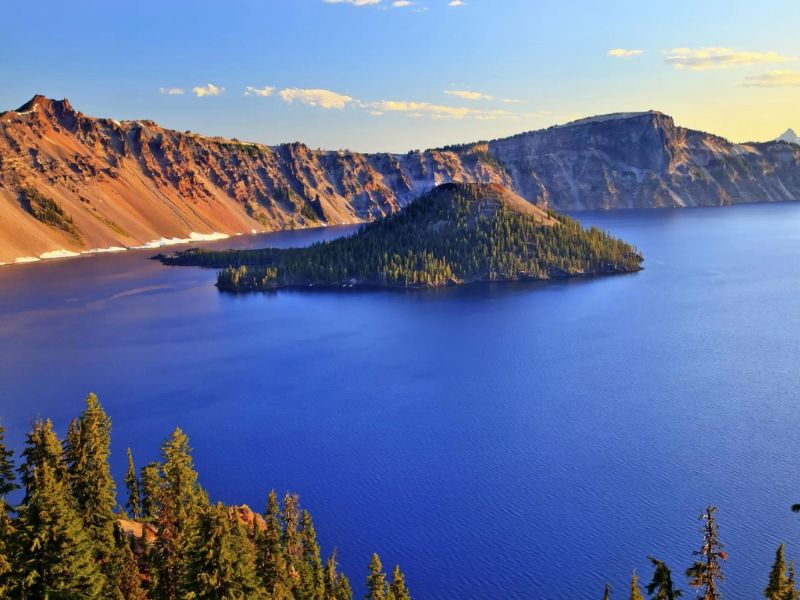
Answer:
[1,97,799,264]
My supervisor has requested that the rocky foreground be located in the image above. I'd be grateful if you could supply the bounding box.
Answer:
[1,96,798,263]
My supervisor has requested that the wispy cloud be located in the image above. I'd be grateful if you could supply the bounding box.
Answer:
[369,100,515,120]
[159,87,185,96]
[608,48,644,58]
[743,70,800,87]
[322,0,380,5]
[392,0,412,6]
[279,88,354,109]
[245,85,276,97]
[444,90,493,101]
[192,83,225,97]
[448,0,465,5]
[665,47,796,71]
[500,98,523,104]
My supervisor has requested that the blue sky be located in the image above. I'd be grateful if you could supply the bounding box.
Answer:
[2,0,798,152]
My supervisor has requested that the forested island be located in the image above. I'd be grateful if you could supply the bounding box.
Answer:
[0,395,410,599]
[159,183,643,293]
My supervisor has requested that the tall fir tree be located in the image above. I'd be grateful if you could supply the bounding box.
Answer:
[13,426,104,599]
[766,545,789,600]
[785,562,800,600]
[140,461,161,522]
[686,506,726,600]
[630,570,645,600]
[125,448,142,520]
[366,553,387,600]
[19,419,66,502]
[299,509,325,600]
[603,583,612,600]
[647,557,682,600]
[324,551,353,600]
[184,502,262,599]
[153,428,203,600]
[0,423,18,498]
[388,565,410,600]
[64,393,118,593]
[258,490,291,599]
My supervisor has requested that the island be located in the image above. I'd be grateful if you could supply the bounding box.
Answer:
[158,183,643,292]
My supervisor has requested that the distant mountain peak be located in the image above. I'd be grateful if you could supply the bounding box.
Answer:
[777,128,799,144]
[14,95,73,115]
[560,110,666,128]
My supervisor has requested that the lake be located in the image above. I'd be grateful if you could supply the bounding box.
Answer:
[1,203,800,599]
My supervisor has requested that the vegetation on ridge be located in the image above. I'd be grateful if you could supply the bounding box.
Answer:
[160,183,643,292]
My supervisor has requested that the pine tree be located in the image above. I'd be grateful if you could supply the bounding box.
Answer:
[603,583,612,600]
[125,448,142,520]
[647,557,682,600]
[184,501,262,599]
[324,551,352,600]
[388,565,410,600]
[0,500,15,597]
[258,490,291,599]
[153,428,203,600]
[630,570,645,600]
[766,545,789,600]
[686,506,726,600]
[785,562,800,600]
[19,419,66,502]
[0,423,18,498]
[13,446,104,597]
[283,492,302,590]
[64,393,117,592]
[366,553,387,600]
[140,461,161,522]
[299,509,325,600]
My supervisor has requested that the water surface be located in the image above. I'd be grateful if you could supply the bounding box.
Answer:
[1,205,800,599]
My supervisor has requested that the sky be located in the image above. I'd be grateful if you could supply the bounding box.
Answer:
[1,0,798,153]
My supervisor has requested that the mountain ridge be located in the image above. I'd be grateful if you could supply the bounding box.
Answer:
[1,96,799,264]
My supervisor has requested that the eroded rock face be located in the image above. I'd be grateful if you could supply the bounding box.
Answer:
[490,112,800,210]
[1,99,799,263]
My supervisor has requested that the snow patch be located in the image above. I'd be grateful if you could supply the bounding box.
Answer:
[132,231,230,249]
[39,249,81,260]
[14,256,41,264]
[81,246,127,255]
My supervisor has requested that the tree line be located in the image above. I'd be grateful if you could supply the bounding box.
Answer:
[160,183,643,292]
[0,394,410,599]
[602,505,800,600]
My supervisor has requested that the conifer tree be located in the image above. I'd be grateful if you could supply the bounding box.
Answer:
[153,428,203,600]
[324,551,353,600]
[0,423,18,498]
[388,564,411,600]
[686,506,726,600]
[140,461,161,522]
[766,545,789,600]
[785,562,800,600]
[366,553,387,600]
[603,583,612,600]
[299,509,325,600]
[0,500,15,598]
[19,419,66,502]
[125,448,142,520]
[64,393,117,591]
[184,502,262,599]
[283,492,302,588]
[13,449,104,597]
[630,570,645,600]
[258,490,291,599]
[647,557,682,600]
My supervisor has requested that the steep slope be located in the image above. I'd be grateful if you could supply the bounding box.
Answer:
[2,97,800,264]
[489,111,800,209]
[160,183,642,291]
[0,96,509,264]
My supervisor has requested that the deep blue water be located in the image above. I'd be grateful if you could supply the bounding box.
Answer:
[2,204,800,599]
